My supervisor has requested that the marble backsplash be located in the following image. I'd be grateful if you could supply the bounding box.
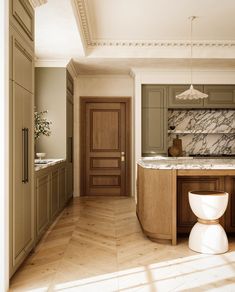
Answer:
[168,110,235,155]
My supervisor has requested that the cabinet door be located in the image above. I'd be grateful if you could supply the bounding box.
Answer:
[203,85,235,108]
[224,177,235,232]
[142,85,167,108]
[9,0,34,44]
[51,169,59,219]
[177,176,222,233]
[12,30,34,92]
[142,108,167,155]
[67,96,73,199]
[168,85,204,108]
[36,174,50,239]
[59,166,66,209]
[12,83,34,267]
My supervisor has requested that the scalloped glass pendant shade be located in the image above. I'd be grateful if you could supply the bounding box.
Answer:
[176,84,208,100]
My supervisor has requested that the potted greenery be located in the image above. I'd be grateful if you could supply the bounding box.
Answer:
[34,110,52,157]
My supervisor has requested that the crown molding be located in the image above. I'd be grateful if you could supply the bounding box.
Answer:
[67,59,79,78]
[88,39,235,48]
[29,0,47,8]
[35,58,69,67]
[74,0,235,49]
[71,0,91,54]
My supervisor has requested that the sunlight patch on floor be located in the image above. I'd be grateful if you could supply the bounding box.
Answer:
[44,252,235,291]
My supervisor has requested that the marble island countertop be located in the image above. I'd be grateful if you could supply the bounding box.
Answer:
[138,156,235,170]
[35,159,65,172]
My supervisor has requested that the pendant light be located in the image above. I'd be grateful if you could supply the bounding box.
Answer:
[176,16,208,100]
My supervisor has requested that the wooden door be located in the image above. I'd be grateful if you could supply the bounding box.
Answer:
[81,98,131,196]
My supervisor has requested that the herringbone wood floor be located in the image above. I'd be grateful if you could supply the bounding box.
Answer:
[10,197,235,291]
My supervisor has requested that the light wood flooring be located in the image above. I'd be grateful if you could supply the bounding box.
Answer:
[10,197,235,291]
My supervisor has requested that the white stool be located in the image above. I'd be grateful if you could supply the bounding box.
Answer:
[188,190,229,254]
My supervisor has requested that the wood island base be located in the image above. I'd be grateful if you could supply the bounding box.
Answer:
[137,165,235,245]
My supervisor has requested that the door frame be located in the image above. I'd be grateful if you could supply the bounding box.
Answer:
[80,97,132,196]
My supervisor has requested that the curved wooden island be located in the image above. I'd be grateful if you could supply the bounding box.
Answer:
[137,157,235,245]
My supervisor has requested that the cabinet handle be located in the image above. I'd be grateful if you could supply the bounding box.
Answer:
[22,128,29,183]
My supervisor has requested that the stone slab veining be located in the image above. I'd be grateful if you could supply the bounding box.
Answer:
[138,157,235,170]
[168,109,235,155]
[35,158,65,172]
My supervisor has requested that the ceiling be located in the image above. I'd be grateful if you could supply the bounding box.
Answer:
[35,0,235,73]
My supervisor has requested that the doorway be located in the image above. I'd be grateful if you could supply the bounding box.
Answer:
[80,97,131,196]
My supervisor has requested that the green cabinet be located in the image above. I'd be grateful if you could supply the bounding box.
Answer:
[59,166,66,209]
[66,71,74,200]
[10,0,34,277]
[168,85,204,108]
[51,169,59,219]
[35,162,67,243]
[35,174,50,239]
[142,85,167,155]
[168,85,235,109]
[203,85,235,108]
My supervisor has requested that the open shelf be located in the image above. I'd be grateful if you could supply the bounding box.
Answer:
[168,130,235,134]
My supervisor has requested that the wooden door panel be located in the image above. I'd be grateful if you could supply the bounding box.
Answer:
[91,110,120,151]
[81,98,131,196]
[91,158,120,169]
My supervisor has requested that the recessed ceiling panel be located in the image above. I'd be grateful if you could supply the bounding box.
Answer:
[86,0,235,41]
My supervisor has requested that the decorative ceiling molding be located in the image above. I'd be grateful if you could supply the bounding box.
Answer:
[35,58,69,67]
[88,40,235,48]
[72,0,92,51]
[73,0,235,49]
[29,0,47,8]
[67,59,79,78]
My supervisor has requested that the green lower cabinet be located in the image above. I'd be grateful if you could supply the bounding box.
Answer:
[51,169,60,219]
[35,174,50,241]
[59,166,66,209]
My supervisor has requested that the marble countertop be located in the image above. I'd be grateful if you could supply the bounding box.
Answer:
[35,159,65,172]
[138,156,235,170]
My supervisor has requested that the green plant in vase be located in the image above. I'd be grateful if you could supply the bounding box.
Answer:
[34,110,52,157]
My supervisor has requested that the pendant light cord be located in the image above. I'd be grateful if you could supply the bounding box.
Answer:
[189,16,196,86]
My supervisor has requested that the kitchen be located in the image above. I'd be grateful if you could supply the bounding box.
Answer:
[2,0,235,291]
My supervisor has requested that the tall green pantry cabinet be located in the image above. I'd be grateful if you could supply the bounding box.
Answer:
[9,0,35,277]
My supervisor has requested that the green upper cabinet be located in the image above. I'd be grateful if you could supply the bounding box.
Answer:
[203,85,235,108]
[168,85,204,108]
[10,0,34,45]
[142,85,167,108]
[142,85,167,156]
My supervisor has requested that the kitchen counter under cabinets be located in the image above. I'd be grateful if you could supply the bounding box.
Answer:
[137,157,235,245]
[34,160,68,242]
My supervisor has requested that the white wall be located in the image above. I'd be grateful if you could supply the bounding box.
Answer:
[74,74,134,197]
[0,0,9,290]
[35,67,67,159]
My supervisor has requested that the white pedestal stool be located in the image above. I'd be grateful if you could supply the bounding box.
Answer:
[188,190,229,254]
